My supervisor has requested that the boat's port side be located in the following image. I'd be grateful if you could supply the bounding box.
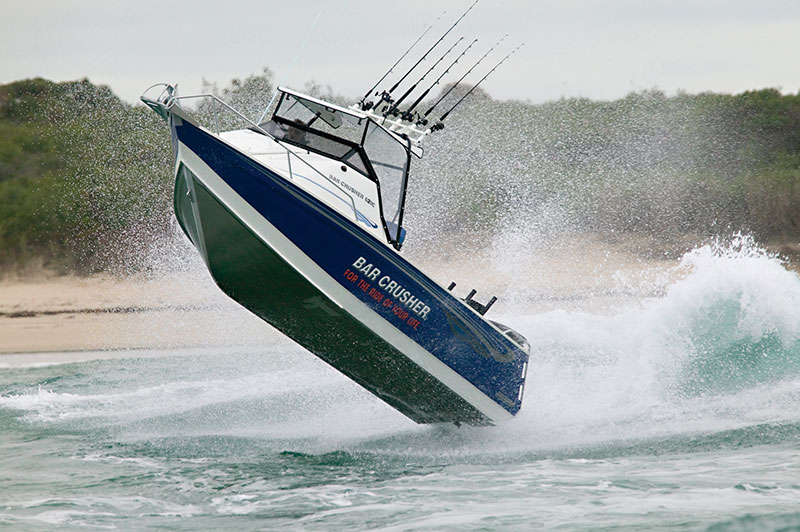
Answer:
[173,149,496,425]
[145,84,529,424]
[168,99,527,421]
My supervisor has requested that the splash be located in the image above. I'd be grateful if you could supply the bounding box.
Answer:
[501,234,800,448]
[665,234,800,395]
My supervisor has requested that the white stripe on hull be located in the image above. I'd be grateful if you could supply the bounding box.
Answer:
[178,141,513,423]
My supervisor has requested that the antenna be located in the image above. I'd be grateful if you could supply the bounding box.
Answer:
[358,12,444,110]
[401,38,478,121]
[370,0,480,110]
[385,37,464,117]
[435,42,524,128]
[257,0,331,124]
[421,34,506,121]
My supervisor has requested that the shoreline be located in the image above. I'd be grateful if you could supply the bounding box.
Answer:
[0,273,284,355]
[2,234,797,356]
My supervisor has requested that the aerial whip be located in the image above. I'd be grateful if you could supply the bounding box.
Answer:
[257,0,330,123]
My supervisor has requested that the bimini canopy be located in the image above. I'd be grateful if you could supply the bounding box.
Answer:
[258,88,412,248]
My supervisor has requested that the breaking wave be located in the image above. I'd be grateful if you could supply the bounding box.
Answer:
[501,234,800,449]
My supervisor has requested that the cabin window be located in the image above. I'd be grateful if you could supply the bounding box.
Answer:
[273,92,364,143]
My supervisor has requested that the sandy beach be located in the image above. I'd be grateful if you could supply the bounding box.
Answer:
[0,272,283,355]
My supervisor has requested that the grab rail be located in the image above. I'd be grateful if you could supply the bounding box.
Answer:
[144,86,359,224]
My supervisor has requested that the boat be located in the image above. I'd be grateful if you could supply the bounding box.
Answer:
[140,11,529,425]
[140,82,529,426]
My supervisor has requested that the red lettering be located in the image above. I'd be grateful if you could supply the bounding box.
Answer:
[392,305,409,321]
[368,288,384,303]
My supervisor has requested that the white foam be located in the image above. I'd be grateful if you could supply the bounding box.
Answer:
[3,236,799,456]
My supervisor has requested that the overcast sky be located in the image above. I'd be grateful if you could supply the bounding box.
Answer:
[2,0,799,106]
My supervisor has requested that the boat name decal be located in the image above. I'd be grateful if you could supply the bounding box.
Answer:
[343,257,431,330]
[328,174,376,207]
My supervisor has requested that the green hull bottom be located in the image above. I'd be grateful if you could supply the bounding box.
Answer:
[176,170,489,425]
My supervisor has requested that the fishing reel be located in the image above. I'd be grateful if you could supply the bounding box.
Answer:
[376,91,394,110]
[360,90,394,113]
[400,109,424,124]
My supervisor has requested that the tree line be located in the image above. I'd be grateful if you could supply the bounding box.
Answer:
[0,72,798,273]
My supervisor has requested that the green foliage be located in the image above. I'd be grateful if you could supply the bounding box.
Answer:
[0,78,172,273]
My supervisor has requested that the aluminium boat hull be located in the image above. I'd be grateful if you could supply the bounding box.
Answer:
[168,107,528,425]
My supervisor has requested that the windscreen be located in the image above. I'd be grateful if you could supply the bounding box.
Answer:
[362,122,410,241]
[266,91,412,244]
[265,92,369,174]
[273,93,364,143]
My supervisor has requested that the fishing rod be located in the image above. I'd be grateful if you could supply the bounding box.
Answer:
[386,37,464,117]
[371,0,480,110]
[400,38,478,122]
[433,42,524,129]
[420,34,507,123]
[358,11,445,110]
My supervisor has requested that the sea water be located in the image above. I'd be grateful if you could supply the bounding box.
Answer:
[2,239,800,531]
